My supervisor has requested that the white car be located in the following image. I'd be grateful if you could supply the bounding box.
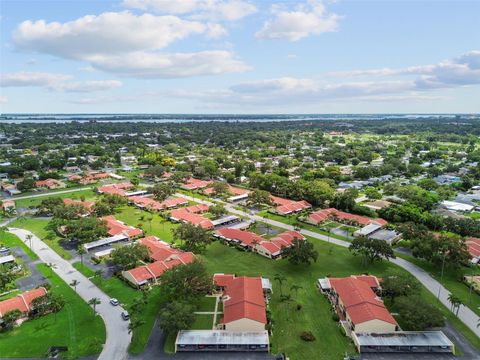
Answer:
[110,298,119,306]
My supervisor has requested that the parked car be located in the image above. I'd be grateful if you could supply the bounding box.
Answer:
[110,298,119,306]
[121,311,130,320]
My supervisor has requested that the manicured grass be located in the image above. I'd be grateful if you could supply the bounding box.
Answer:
[176,188,211,201]
[14,189,96,209]
[396,252,480,316]
[0,230,39,260]
[193,296,217,312]
[115,205,179,243]
[0,263,106,359]
[199,239,480,359]
[9,217,72,259]
[72,261,166,354]
[191,314,214,330]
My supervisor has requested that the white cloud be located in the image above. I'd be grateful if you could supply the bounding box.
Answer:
[68,95,135,104]
[0,96,8,104]
[0,72,72,87]
[12,11,249,78]
[0,71,122,92]
[122,0,257,21]
[164,51,480,107]
[86,51,250,78]
[255,0,340,41]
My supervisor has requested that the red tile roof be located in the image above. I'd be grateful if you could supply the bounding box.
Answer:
[466,237,480,259]
[204,185,251,196]
[271,196,311,215]
[125,237,195,284]
[101,215,143,238]
[97,182,134,196]
[35,179,63,188]
[63,198,94,212]
[182,178,212,190]
[329,276,396,326]
[214,274,267,325]
[170,206,213,229]
[0,287,48,317]
[308,208,387,227]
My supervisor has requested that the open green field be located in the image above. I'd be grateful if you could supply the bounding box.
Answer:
[14,188,96,208]
[9,217,72,259]
[0,263,105,359]
[72,261,166,354]
[115,205,179,243]
[199,239,480,359]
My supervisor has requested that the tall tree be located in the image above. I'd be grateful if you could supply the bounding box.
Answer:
[349,236,395,266]
[282,239,318,266]
[160,302,195,335]
[171,223,211,253]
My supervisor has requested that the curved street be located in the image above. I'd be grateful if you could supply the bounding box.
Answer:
[176,193,480,340]
[6,227,132,360]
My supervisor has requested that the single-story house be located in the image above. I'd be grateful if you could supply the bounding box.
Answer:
[466,237,480,264]
[2,199,16,213]
[307,208,388,228]
[170,205,213,229]
[441,200,474,213]
[0,287,48,318]
[181,178,212,190]
[63,198,94,213]
[213,274,267,332]
[100,215,143,238]
[35,179,65,189]
[270,196,312,215]
[122,236,195,287]
[97,182,134,197]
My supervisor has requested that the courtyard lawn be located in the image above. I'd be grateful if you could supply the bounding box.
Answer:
[396,252,480,317]
[191,314,215,330]
[115,205,179,243]
[9,217,72,259]
[0,263,105,359]
[14,188,96,209]
[199,239,480,359]
[72,261,166,354]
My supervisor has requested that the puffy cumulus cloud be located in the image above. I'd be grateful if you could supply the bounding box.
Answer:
[0,72,122,92]
[164,51,480,108]
[255,0,340,41]
[13,12,206,59]
[12,11,248,78]
[122,0,257,21]
[86,51,250,78]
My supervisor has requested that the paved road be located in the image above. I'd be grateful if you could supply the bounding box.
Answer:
[7,227,132,360]
[3,186,93,201]
[176,193,480,340]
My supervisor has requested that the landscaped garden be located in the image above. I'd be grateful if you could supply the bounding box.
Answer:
[0,263,105,359]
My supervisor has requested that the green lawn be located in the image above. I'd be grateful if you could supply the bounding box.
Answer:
[72,261,166,354]
[176,188,211,201]
[191,314,214,330]
[0,230,39,260]
[396,252,480,316]
[9,217,72,259]
[193,296,217,312]
[0,263,105,359]
[115,205,179,243]
[14,188,96,208]
[198,239,480,359]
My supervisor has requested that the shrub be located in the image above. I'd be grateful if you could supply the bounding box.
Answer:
[300,331,316,342]
[296,303,302,311]
[331,313,339,322]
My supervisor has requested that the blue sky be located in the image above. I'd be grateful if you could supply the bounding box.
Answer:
[1,0,479,113]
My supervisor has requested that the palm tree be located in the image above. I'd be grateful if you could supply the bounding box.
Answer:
[274,273,287,296]
[88,297,101,316]
[70,279,80,293]
[94,269,103,282]
[290,284,302,299]
[128,319,145,334]
[447,294,462,315]
[77,246,87,265]
[26,234,33,249]
[147,216,153,233]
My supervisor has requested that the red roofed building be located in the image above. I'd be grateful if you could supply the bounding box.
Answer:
[270,196,311,215]
[170,206,213,229]
[327,275,397,333]
[213,274,267,332]
[204,185,251,197]
[2,199,16,213]
[307,208,387,227]
[79,172,111,185]
[466,237,480,264]
[101,215,143,238]
[181,178,212,190]
[63,198,94,213]
[97,182,134,197]
[0,287,48,318]
[129,196,188,211]
[122,236,195,287]
[35,179,65,189]
[215,228,304,259]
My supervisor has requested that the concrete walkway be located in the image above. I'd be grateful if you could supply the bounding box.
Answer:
[176,193,480,340]
[7,227,132,360]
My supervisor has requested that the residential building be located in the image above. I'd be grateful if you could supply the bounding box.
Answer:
[0,287,48,318]
[100,215,143,238]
